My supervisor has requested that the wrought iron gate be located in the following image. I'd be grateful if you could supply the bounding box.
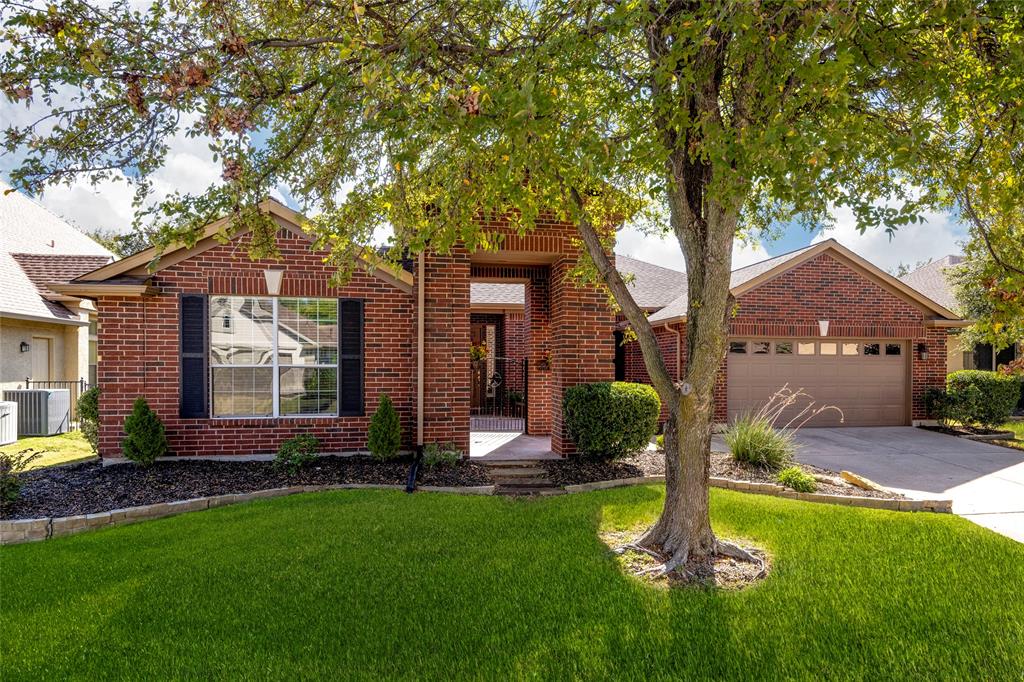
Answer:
[470,357,527,432]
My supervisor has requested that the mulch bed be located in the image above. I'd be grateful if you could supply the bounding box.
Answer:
[919,424,1012,437]
[544,449,903,499]
[2,456,492,520]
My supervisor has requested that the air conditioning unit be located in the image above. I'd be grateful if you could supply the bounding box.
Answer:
[1,389,70,436]
[0,401,16,445]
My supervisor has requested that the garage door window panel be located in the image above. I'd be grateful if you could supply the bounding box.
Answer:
[820,342,838,356]
[729,341,748,354]
[885,344,902,356]
[798,342,815,355]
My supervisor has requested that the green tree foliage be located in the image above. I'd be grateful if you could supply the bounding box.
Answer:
[122,397,168,466]
[3,0,1022,565]
[77,386,100,454]
[86,227,156,258]
[367,394,401,461]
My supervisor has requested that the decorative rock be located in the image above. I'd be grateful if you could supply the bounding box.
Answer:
[840,470,889,493]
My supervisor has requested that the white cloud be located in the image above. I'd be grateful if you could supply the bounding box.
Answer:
[812,206,967,272]
[1,92,222,234]
[615,224,770,272]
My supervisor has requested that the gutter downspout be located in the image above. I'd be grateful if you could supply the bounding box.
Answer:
[663,323,682,380]
[407,251,426,493]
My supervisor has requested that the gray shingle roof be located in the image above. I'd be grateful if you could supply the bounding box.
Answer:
[468,255,688,308]
[899,255,964,314]
[615,254,688,309]
[648,243,819,323]
[0,180,114,322]
[471,283,525,306]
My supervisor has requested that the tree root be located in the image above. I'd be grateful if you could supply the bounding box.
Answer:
[614,537,766,582]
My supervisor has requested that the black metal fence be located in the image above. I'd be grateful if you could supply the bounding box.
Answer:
[470,357,527,431]
[22,378,91,427]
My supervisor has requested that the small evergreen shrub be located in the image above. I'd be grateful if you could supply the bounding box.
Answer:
[274,434,319,475]
[723,414,795,470]
[656,434,664,450]
[367,394,402,461]
[422,442,462,469]
[122,397,168,466]
[946,370,1020,427]
[0,450,42,506]
[777,466,817,493]
[78,387,100,454]
[563,382,660,460]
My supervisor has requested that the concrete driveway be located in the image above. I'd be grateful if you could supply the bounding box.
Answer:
[780,427,1024,542]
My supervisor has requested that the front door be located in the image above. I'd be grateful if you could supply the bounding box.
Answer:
[31,337,52,381]
[470,323,487,408]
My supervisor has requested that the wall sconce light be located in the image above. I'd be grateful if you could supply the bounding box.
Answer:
[918,343,929,361]
[263,269,284,296]
[818,320,830,337]
[19,341,30,353]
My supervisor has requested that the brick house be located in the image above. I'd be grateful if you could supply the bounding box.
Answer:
[54,200,964,461]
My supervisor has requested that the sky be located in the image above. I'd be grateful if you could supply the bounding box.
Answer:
[1,96,968,274]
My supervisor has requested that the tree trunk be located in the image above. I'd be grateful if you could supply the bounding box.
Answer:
[638,197,738,567]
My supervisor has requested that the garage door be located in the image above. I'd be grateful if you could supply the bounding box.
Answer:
[727,339,908,427]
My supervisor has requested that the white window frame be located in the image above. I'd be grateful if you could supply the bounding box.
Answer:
[209,296,339,419]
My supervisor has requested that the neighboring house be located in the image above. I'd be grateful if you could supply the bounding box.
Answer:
[620,241,965,427]
[0,181,114,392]
[60,200,964,461]
[900,255,1021,373]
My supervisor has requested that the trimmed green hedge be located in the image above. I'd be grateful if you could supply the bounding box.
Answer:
[563,382,660,460]
[945,370,1021,428]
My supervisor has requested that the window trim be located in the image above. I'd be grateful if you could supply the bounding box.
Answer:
[209,296,342,419]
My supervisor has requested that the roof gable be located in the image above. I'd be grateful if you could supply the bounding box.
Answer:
[648,239,962,325]
[63,199,413,295]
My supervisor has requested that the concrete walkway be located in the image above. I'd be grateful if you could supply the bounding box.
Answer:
[469,432,558,460]
[713,427,1024,542]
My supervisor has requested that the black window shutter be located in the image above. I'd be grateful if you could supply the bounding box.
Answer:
[180,294,208,418]
[338,298,364,416]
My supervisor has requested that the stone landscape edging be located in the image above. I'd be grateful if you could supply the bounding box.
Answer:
[0,483,496,546]
[563,475,952,513]
[2,473,952,546]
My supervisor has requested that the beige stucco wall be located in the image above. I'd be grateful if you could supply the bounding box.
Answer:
[0,313,90,392]
[946,332,967,375]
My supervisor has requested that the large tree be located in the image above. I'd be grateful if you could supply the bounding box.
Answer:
[3,0,1023,570]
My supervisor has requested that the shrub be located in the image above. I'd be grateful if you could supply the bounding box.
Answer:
[367,394,402,461]
[78,386,100,454]
[122,397,168,466]
[656,434,664,450]
[0,450,42,506]
[563,382,660,460]
[777,466,817,493]
[723,414,796,470]
[422,442,462,469]
[274,434,319,475]
[946,370,1020,428]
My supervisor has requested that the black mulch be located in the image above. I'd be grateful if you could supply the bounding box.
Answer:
[2,457,493,520]
[918,424,1013,437]
[544,449,902,499]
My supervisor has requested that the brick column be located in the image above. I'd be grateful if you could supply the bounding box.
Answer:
[421,249,471,452]
[548,256,616,456]
[912,327,948,422]
[524,272,551,435]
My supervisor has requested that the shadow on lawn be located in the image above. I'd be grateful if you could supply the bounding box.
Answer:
[2,485,1022,679]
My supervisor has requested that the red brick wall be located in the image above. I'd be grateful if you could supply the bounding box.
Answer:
[503,312,526,363]
[421,248,471,452]
[96,226,416,458]
[549,256,616,455]
[622,252,948,424]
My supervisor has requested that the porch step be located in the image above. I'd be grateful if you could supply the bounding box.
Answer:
[480,459,561,496]
[494,485,564,497]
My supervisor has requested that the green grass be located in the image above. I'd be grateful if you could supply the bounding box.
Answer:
[0,431,96,469]
[998,421,1024,450]
[2,487,1022,680]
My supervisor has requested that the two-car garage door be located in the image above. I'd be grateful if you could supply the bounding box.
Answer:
[727,339,908,427]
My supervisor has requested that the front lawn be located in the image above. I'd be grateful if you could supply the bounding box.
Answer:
[2,487,1022,679]
[0,431,96,470]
